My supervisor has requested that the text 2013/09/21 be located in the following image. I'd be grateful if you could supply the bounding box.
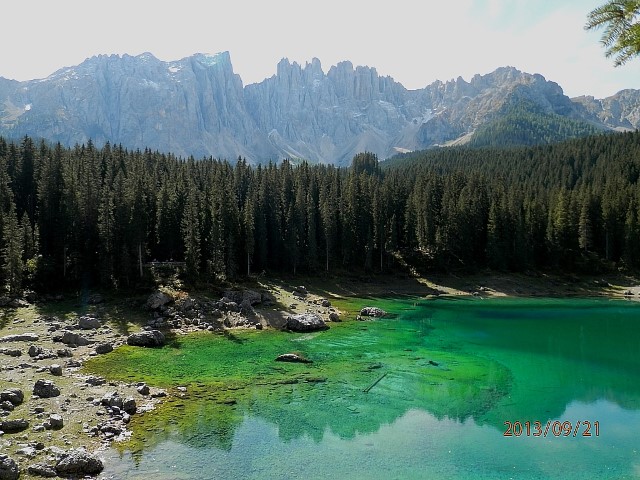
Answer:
[503,421,600,438]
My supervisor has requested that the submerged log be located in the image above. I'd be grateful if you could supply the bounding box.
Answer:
[363,372,387,393]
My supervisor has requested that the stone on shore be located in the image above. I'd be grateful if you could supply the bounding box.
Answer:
[49,364,62,376]
[55,448,103,477]
[0,419,29,433]
[94,343,113,355]
[146,291,172,310]
[78,315,101,330]
[285,313,328,332]
[0,333,39,343]
[33,379,60,398]
[59,331,91,347]
[28,463,57,478]
[127,330,165,347]
[0,455,19,480]
[0,389,24,406]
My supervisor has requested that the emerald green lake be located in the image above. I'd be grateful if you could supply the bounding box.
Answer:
[90,297,640,479]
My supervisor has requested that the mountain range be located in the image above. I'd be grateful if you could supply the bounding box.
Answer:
[0,51,639,165]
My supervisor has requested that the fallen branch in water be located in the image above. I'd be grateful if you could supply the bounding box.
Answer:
[363,372,387,393]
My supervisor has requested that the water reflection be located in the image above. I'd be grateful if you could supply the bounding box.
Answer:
[95,298,640,479]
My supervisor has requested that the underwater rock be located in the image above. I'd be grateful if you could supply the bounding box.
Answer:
[275,353,313,364]
[359,307,387,318]
[285,313,328,332]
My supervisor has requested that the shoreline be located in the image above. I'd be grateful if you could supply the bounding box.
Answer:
[1,271,639,478]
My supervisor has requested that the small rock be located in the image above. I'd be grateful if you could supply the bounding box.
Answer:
[0,333,39,343]
[59,331,91,347]
[94,343,113,355]
[0,402,14,412]
[78,315,101,330]
[275,353,313,364]
[136,384,150,396]
[285,313,328,332]
[55,448,103,477]
[28,463,57,478]
[321,299,331,307]
[0,418,29,433]
[16,446,37,458]
[127,330,165,347]
[0,389,23,406]
[49,364,62,376]
[33,379,60,398]
[122,398,136,414]
[293,285,308,296]
[329,312,341,322]
[28,345,44,357]
[48,414,64,430]
[146,291,172,310]
[85,376,106,386]
[0,455,20,480]
[0,349,22,357]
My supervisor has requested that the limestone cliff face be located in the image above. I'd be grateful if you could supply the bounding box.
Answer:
[572,90,640,129]
[0,53,636,165]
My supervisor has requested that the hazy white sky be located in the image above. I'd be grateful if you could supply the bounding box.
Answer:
[2,0,638,98]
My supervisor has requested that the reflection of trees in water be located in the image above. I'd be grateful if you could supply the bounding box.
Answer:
[120,348,511,459]
[111,298,640,462]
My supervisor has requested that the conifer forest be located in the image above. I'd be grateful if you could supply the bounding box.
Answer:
[1,131,640,293]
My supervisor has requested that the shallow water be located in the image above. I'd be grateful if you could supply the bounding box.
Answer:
[88,297,640,479]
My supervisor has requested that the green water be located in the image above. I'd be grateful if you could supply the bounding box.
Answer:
[89,297,640,479]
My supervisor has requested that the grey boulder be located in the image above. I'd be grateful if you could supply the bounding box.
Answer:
[360,306,387,317]
[55,448,103,477]
[33,379,60,398]
[285,313,328,332]
[0,455,19,480]
[127,330,165,347]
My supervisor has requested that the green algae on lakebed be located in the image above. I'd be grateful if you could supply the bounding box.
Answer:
[85,296,640,479]
[84,298,511,451]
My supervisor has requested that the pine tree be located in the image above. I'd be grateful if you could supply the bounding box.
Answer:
[3,202,23,295]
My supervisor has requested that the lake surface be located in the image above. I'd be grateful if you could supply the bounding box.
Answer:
[88,297,640,479]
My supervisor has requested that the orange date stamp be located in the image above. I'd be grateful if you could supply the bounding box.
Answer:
[503,421,600,437]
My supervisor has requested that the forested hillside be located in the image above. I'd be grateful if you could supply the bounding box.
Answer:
[0,131,639,293]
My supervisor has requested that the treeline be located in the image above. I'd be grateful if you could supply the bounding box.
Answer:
[0,132,639,293]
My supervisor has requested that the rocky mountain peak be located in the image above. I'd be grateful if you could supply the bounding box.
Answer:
[0,53,638,164]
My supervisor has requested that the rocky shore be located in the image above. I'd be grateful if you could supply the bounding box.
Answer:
[0,283,341,479]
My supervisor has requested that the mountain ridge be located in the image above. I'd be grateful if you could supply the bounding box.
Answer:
[0,51,638,165]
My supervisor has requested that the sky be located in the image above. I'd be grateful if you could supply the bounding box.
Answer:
[2,0,639,98]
